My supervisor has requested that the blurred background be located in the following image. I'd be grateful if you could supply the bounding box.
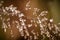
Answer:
[0,0,60,40]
